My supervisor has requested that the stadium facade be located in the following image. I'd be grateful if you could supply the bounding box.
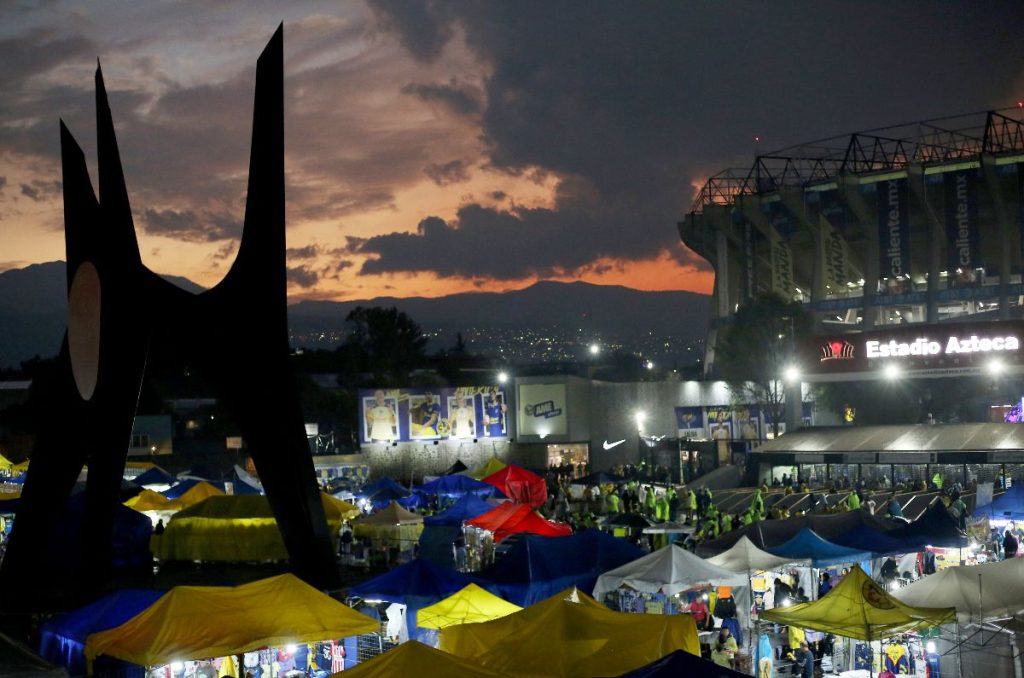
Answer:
[680,107,1024,381]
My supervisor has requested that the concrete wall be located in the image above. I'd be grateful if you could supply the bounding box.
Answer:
[360,439,512,483]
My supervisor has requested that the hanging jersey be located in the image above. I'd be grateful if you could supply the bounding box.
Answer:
[884,644,910,674]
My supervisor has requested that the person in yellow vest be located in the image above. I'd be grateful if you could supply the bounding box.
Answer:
[847,491,861,510]
[607,490,621,514]
[751,488,765,518]
[741,510,754,526]
[644,485,657,517]
[687,488,698,523]
[703,516,719,539]
[932,473,944,490]
[655,492,669,522]
[720,512,732,533]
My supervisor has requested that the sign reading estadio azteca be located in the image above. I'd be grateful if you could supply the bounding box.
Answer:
[800,321,1024,377]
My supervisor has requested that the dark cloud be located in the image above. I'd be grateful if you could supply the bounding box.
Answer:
[362,1,1024,279]
[401,80,481,116]
[424,159,469,186]
[142,208,242,242]
[489,191,506,201]
[20,184,39,201]
[286,244,320,260]
[287,264,319,288]
[19,180,60,202]
[0,176,7,193]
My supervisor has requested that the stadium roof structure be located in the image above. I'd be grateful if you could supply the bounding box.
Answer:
[689,106,1024,215]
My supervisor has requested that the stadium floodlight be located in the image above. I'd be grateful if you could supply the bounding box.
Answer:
[783,366,801,383]
[589,343,600,356]
[987,359,1004,377]
[497,371,509,384]
[634,411,647,431]
[883,364,901,380]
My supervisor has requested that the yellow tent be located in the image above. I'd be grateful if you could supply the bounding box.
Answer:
[417,584,522,629]
[85,573,377,667]
[125,489,172,511]
[440,587,698,677]
[331,640,502,678]
[761,565,955,641]
[151,493,358,562]
[164,481,225,511]
[468,457,506,480]
[0,452,16,474]
[352,501,423,549]
[11,459,29,475]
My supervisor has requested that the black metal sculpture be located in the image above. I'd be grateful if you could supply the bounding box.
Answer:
[0,25,340,607]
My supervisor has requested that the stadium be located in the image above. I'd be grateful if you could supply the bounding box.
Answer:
[680,106,1024,383]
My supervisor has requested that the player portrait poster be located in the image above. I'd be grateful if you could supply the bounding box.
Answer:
[409,391,442,439]
[482,387,508,437]
[447,392,477,439]
[358,387,508,443]
[363,389,399,442]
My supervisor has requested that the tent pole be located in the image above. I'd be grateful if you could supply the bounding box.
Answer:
[957,619,964,677]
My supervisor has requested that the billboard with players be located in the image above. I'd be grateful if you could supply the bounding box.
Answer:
[359,386,508,443]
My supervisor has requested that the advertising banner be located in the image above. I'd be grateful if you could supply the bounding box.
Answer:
[877,178,911,293]
[732,406,761,441]
[706,406,734,440]
[770,231,795,298]
[358,386,508,443]
[742,220,756,302]
[1018,164,1024,264]
[819,214,851,290]
[674,407,705,439]
[518,383,568,436]
[944,169,980,285]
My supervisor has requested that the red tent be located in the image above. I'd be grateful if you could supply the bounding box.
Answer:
[482,465,547,507]
[467,502,572,542]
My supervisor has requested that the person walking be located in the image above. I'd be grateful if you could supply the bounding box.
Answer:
[792,640,815,678]
[1004,529,1019,559]
[711,626,738,668]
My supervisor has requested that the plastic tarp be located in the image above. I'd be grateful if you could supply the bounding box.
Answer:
[481,530,644,607]
[617,649,749,678]
[893,556,1024,623]
[232,465,263,495]
[418,475,502,499]
[162,479,208,500]
[417,583,522,629]
[124,489,171,512]
[163,481,225,510]
[359,477,410,498]
[335,640,502,678]
[132,467,174,487]
[696,509,896,557]
[0,452,17,474]
[56,493,153,569]
[423,494,495,527]
[760,565,955,641]
[593,544,748,602]
[828,524,913,557]
[85,574,377,667]
[151,493,357,562]
[418,525,462,567]
[366,486,411,509]
[706,535,810,572]
[40,589,164,677]
[466,502,571,543]
[768,528,873,568]
[468,457,506,480]
[888,503,967,549]
[975,483,1024,521]
[444,460,469,476]
[440,587,698,677]
[482,465,547,507]
[0,631,67,678]
[348,558,481,605]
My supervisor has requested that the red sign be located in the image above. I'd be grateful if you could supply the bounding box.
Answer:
[820,340,855,362]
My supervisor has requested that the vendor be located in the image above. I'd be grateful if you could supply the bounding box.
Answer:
[710,626,738,668]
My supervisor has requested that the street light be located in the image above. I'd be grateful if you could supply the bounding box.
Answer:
[634,410,647,432]
[589,343,600,356]
[783,365,801,383]
[987,359,1004,376]
[883,364,901,380]
[497,371,509,384]
[645,360,654,370]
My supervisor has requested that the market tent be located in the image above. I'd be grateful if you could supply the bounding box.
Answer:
[0,491,19,513]
[440,587,698,677]
[163,480,225,510]
[828,524,912,557]
[768,528,873,568]
[417,583,522,629]
[617,649,749,678]
[124,489,171,512]
[0,452,17,474]
[55,493,153,569]
[353,500,424,550]
[232,465,263,495]
[424,494,496,527]
[444,460,469,475]
[333,640,502,678]
[85,574,377,667]
[974,483,1024,521]
[359,477,410,498]
[481,529,644,606]
[893,556,1024,623]
[349,558,482,605]
[593,543,748,603]
[40,589,165,677]
[706,535,809,572]
[366,486,411,509]
[466,502,571,543]
[161,478,217,500]
[0,631,67,678]
[132,467,175,488]
[761,565,955,640]
[468,457,506,480]
[418,475,503,500]
[482,465,547,507]
[151,493,357,562]
[888,503,967,549]
[696,509,896,557]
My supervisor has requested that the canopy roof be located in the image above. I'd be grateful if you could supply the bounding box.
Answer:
[755,423,1024,454]
[482,529,644,607]
[466,502,570,542]
[706,535,810,572]
[468,457,507,480]
[417,583,523,629]
[444,460,469,475]
[593,544,747,602]
[975,484,1024,520]
[696,509,895,557]
[0,631,67,678]
[618,649,749,678]
[124,489,171,512]
[348,558,480,605]
[418,475,501,499]
[359,477,410,498]
[353,500,422,526]
[333,640,502,678]
[893,556,1024,623]
[888,503,967,549]
[163,481,225,510]
[85,574,376,666]
[761,565,955,640]
[171,493,358,522]
[768,528,872,568]
[424,494,495,527]
[232,464,263,495]
[162,478,217,500]
[482,465,547,507]
[131,466,175,487]
[828,524,912,557]
[439,587,698,678]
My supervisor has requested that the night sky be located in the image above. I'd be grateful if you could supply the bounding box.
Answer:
[1,1,1022,301]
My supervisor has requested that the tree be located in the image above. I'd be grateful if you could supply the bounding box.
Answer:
[344,306,428,386]
[714,293,810,438]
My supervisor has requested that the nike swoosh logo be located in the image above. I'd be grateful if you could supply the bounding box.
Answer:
[603,439,626,450]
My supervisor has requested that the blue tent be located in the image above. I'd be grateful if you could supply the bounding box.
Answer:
[975,483,1024,521]
[359,477,410,498]
[131,467,175,487]
[769,528,872,568]
[617,649,748,677]
[161,478,229,499]
[367,486,412,510]
[39,589,165,677]
[417,475,502,499]
[231,469,263,496]
[55,493,154,569]
[480,529,644,606]
[424,494,495,527]
[829,524,910,557]
[889,503,967,549]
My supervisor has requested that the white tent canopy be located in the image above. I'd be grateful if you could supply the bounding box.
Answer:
[593,544,748,602]
[705,535,810,573]
[893,557,1024,624]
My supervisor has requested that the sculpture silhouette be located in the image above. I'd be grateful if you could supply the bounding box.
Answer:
[0,25,340,607]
